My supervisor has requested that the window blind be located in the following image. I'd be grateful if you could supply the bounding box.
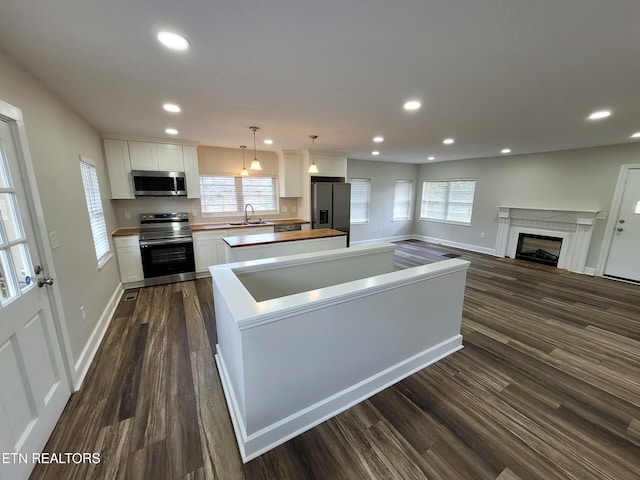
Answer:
[200,175,278,215]
[420,180,476,224]
[350,178,370,224]
[80,158,111,265]
[392,179,412,221]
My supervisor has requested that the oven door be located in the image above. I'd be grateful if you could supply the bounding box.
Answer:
[139,238,196,285]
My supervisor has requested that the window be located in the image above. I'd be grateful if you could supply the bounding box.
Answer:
[350,178,370,224]
[79,156,111,267]
[420,179,476,224]
[200,175,278,216]
[392,180,412,221]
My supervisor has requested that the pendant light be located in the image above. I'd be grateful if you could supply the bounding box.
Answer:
[240,145,248,176]
[249,127,262,170]
[308,135,319,174]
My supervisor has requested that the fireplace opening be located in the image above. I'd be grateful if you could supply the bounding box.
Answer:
[515,233,563,267]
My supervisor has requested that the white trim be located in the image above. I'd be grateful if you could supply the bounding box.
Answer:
[72,284,123,389]
[596,164,640,277]
[217,335,463,463]
[350,234,413,246]
[413,234,496,255]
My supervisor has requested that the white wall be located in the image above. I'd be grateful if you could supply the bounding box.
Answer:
[0,48,120,384]
[347,159,418,244]
[415,143,640,268]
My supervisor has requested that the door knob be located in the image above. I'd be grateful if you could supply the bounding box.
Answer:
[38,277,54,287]
[616,228,624,232]
[34,264,54,287]
[619,219,625,224]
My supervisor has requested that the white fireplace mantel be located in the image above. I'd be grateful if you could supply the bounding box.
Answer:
[495,207,598,274]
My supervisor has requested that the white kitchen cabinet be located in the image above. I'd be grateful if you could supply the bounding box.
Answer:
[230,226,275,236]
[183,145,201,199]
[103,139,134,199]
[129,141,184,171]
[278,151,302,197]
[313,154,347,178]
[114,236,144,283]
[193,230,229,273]
[301,223,311,231]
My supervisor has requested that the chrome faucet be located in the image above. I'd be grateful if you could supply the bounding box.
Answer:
[244,204,254,223]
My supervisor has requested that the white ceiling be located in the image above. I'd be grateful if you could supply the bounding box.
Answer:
[1,0,639,164]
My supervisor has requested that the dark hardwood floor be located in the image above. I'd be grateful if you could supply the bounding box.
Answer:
[30,240,640,479]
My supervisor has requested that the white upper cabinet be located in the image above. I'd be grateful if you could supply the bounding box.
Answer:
[278,151,302,197]
[129,141,184,171]
[183,145,201,199]
[313,154,347,178]
[103,139,134,199]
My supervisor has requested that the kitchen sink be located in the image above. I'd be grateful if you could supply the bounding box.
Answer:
[227,221,271,226]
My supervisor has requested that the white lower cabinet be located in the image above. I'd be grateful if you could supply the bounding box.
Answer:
[114,236,144,283]
[193,226,275,273]
[194,230,229,273]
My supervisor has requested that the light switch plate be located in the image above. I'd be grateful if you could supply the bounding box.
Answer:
[49,231,60,249]
[124,211,131,220]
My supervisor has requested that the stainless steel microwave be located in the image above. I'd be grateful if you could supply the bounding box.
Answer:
[132,170,187,196]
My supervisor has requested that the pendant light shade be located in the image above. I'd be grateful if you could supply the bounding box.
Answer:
[249,127,262,170]
[240,145,248,176]
[308,135,319,174]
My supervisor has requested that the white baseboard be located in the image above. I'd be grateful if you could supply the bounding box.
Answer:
[412,235,496,256]
[217,335,463,463]
[583,267,596,276]
[72,283,124,390]
[350,234,413,246]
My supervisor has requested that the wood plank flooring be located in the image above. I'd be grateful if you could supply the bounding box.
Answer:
[30,240,640,479]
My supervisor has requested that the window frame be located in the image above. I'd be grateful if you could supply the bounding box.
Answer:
[392,179,413,222]
[199,174,279,217]
[349,178,371,224]
[419,179,476,225]
[79,156,112,269]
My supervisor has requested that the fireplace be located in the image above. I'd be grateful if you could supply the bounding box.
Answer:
[515,233,563,267]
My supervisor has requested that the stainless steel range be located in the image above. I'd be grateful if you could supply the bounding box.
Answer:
[139,212,196,286]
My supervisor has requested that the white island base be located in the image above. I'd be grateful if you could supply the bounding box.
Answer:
[211,244,470,462]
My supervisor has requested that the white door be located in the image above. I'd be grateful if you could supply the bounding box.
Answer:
[605,168,640,282]
[0,114,71,479]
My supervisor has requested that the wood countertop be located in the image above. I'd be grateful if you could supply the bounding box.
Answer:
[112,219,311,236]
[189,218,310,232]
[223,228,347,248]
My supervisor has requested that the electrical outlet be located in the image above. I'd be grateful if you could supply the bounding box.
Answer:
[124,211,131,220]
[282,206,288,213]
[192,209,198,217]
[480,232,485,238]
[49,231,60,249]
[292,206,297,213]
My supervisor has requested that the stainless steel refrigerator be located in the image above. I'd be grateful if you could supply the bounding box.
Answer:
[311,181,351,246]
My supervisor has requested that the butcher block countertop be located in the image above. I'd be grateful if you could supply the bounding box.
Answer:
[112,219,310,236]
[223,228,347,248]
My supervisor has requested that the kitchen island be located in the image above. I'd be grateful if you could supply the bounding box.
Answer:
[223,228,347,263]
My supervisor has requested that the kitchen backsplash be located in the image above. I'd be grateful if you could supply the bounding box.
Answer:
[112,196,302,228]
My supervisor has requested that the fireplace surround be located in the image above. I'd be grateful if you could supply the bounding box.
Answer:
[495,207,597,273]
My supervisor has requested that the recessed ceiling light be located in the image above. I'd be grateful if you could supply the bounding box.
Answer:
[588,110,611,120]
[157,31,190,51]
[631,132,640,138]
[163,103,181,113]
[373,136,384,143]
[263,139,273,145]
[428,156,435,161]
[372,151,380,156]
[443,138,455,145]
[165,128,178,135]
[403,100,421,111]
[501,148,511,154]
